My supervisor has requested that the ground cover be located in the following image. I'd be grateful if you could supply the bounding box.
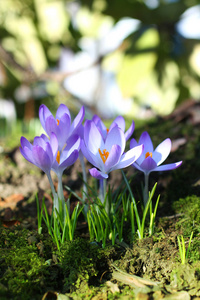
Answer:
[0,99,200,299]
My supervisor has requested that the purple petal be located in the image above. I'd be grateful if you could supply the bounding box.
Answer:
[154,161,182,172]
[105,126,125,154]
[70,106,85,136]
[89,168,108,180]
[33,135,47,148]
[140,156,157,172]
[20,136,33,151]
[44,116,59,138]
[153,138,171,166]
[132,162,146,172]
[55,104,70,120]
[92,115,107,140]
[111,144,144,171]
[39,104,52,131]
[110,116,125,132]
[32,146,52,173]
[81,140,102,169]
[125,121,135,141]
[104,144,121,172]
[62,135,80,157]
[137,132,154,165]
[20,145,34,164]
[76,124,84,139]
[57,113,71,147]
[84,120,104,155]
[49,133,59,158]
[56,150,79,175]
[130,138,138,149]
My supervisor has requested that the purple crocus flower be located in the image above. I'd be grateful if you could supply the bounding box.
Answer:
[39,104,85,151]
[81,120,143,180]
[20,133,58,175]
[20,133,60,210]
[92,114,135,141]
[130,131,182,174]
[130,131,182,205]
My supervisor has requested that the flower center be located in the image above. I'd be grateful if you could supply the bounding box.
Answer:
[145,151,152,159]
[56,150,60,164]
[57,119,60,126]
[98,148,109,163]
[106,128,109,133]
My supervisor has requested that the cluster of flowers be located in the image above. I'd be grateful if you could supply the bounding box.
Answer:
[20,104,182,210]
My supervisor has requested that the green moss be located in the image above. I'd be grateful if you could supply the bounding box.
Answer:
[59,238,118,293]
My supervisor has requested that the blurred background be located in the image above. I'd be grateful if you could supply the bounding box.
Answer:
[0,0,200,142]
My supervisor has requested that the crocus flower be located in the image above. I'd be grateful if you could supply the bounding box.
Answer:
[20,133,58,175]
[20,133,59,211]
[81,120,143,180]
[92,114,135,141]
[130,131,182,174]
[39,104,85,151]
[130,131,182,205]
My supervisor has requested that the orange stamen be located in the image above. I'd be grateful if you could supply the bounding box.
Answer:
[106,128,109,133]
[56,151,60,164]
[145,151,152,159]
[57,119,60,126]
[98,148,109,163]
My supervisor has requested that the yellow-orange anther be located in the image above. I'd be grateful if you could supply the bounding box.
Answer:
[98,148,109,163]
[106,128,109,133]
[56,151,60,164]
[57,119,60,126]
[145,151,152,159]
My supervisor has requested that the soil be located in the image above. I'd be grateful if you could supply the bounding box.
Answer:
[0,99,200,300]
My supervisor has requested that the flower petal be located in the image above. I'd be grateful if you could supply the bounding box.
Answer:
[140,156,157,173]
[137,131,154,165]
[39,104,52,131]
[104,144,121,172]
[81,140,102,169]
[110,116,125,132]
[70,106,85,136]
[130,138,138,149]
[92,115,107,140]
[55,103,70,120]
[154,161,182,172]
[44,116,59,138]
[49,133,59,158]
[111,144,144,171]
[84,120,104,155]
[55,150,79,175]
[20,136,33,151]
[125,120,135,141]
[89,168,108,180]
[153,138,171,166]
[32,146,52,173]
[105,126,125,154]
[62,135,80,158]
[57,113,71,148]
[20,145,34,164]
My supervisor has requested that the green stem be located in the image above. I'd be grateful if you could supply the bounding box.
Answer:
[143,173,149,206]
[79,151,88,200]
[46,171,59,214]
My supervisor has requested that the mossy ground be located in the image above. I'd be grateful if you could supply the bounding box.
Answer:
[1,102,200,299]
